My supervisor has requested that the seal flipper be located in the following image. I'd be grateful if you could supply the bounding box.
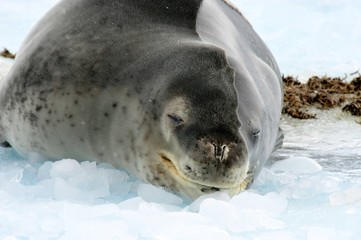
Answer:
[272,127,284,152]
[0,141,11,148]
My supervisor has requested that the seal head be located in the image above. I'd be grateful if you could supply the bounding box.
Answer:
[145,45,250,198]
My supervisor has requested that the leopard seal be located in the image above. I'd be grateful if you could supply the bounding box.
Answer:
[0,0,283,199]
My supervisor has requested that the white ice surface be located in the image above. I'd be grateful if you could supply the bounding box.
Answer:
[1,58,361,239]
[234,0,361,80]
[1,0,361,239]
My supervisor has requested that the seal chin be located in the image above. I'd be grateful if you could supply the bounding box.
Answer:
[159,152,250,196]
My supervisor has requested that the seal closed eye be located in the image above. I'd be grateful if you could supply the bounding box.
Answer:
[167,114,184,126]
[0,0,283,199]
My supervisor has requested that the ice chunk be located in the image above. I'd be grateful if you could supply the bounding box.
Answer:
[0,191,13,205]
[329,186,361,206]
[49,159,82,180]
[230,192,288,217]
[254,231,295,240]
[37,161,53,180]
[117,197,146,210]
[2,236,17,240]
[0,169,23,184]
[279,175,342,199]
[307,227,336,240]
[189,191,231,212]
[53,177,108,201]
[61,203,131,240]
[153,222,236,240]
[253,167,298,188]
[51,160,109,201]
[36,159,132,201]
[198,193,286,233]
[271,157,322,175]
[97,167,130,195]
[137,183,183,205]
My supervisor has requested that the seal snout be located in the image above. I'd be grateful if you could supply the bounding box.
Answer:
[173,135,249,189]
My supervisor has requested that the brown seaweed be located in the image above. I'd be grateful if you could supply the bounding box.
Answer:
[283,75,361,119]
[0,48,16,59]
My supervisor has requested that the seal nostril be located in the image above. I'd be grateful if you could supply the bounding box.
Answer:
[185,165,192,172]
[212,142,228,162]
[212,142,220,160]
[221,145,228,161]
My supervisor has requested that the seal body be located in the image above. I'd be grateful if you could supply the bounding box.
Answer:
[0,0,283,199]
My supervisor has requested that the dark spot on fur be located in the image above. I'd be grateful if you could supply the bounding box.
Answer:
[80,137,85,142]
[122,106,127,114]
[56,54,66,66]
[27,113,38,125]
[112,102,118,108]
[35,105,42,111]
[74,100,78,105]
[45,119,50,124]
[70,123,76,127]
[30,141,39,149]
[104,112,109,117]
[68,114,73,119]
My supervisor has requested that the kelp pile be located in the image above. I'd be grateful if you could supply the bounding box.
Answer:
[283,75,361,119]
[0,48,16,59]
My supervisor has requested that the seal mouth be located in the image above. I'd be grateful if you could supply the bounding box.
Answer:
[159,153,249,194]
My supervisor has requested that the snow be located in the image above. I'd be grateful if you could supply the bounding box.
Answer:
[234,0,361,80]
[1,0,361,239]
